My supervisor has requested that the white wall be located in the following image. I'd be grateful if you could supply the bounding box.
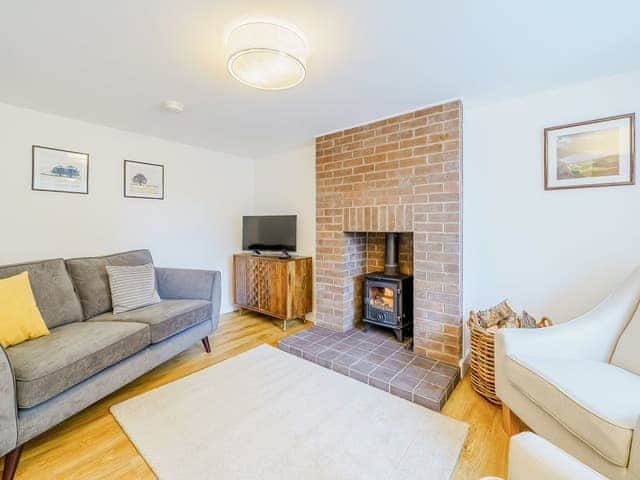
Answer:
[0,102,255,313]
[253,142,316,316]
[7,68,637,333]
[463,70,640,334]
[253,143,316,258]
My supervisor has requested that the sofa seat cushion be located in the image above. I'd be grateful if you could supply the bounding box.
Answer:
[506,354,640,467]
[6,321,150,408]
[89,299,212,344]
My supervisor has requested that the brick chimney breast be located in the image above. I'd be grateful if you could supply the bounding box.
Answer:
[315,101,462,364]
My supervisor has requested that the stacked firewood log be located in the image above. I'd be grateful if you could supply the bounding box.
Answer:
[470,300,551,333]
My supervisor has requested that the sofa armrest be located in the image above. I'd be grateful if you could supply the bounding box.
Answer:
[509,432,607,480]
[156,268,222,329]
[0,346,18,457]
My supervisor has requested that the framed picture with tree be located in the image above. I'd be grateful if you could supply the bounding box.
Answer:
[32,145,89,194]
[123,160,165,199]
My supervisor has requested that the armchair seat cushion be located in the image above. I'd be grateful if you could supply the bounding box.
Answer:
[506,354,640,467]
[6,321,150,408]
[89,299,212,344]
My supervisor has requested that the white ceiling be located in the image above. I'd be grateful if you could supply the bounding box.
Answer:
[1,1,639,157]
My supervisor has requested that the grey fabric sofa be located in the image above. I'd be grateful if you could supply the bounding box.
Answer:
[0,250,221,480]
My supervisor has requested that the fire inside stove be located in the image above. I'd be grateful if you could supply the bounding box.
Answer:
[369,286,395,312]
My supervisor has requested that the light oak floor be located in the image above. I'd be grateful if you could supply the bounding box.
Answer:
[1,311,509,479]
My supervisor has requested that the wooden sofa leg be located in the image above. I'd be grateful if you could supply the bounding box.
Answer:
[502,404,523,436]
[201,337,212,353]
[3,445,24,480]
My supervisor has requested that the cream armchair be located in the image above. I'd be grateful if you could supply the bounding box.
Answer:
[509,432,607,480]
[495,267,640,480]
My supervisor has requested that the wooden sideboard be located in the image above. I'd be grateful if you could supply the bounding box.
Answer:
[233,253,312,329]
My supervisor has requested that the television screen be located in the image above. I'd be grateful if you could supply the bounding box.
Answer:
[242,215,297,252]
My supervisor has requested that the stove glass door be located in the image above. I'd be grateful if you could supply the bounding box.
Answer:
[368,285,395,312]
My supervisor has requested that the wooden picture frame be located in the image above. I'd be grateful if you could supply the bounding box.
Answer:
[32,145,89,194]
[544,113,635,190]
[123,160,165,200]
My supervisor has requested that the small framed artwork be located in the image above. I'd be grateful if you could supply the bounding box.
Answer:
[32,145,89,194]
[124,160,165,199]
[544,113,635,190]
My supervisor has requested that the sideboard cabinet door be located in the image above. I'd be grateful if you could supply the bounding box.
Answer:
[258,259,287,318]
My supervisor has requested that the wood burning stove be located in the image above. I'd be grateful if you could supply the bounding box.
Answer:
[362,233,413,341]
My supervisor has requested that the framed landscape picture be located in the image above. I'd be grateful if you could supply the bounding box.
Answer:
[544,114,635,190]
[124,160,164,199]
[32,145,89,194]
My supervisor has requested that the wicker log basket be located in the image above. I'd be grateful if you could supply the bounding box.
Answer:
[468,300,551,405]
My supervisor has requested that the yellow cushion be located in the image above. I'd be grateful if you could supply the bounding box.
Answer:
[0,272,50,348]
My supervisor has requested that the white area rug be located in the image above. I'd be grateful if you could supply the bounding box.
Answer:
[111,344,468,480]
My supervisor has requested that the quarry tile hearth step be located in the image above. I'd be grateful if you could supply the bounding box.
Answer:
[278,325,460,412]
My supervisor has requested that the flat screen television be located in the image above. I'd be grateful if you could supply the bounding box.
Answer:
[242,215,297,253]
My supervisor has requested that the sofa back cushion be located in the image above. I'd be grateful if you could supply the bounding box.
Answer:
[66,250,154,319]
[611,306,640,375]
[0,259,83,328]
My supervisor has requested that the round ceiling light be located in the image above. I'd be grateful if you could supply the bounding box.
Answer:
[226,21,307,90]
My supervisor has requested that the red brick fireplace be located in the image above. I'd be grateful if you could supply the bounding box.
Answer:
[315,100,462,364]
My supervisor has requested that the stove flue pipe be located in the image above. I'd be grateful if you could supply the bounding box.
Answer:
[384,233,400,275]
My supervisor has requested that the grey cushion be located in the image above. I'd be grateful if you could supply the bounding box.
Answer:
[0,258,83,328]
[66,250,154,319]
[90,299,212,343]
[5,321,150,408]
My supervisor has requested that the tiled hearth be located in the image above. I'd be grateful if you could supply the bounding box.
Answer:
[278,325,459,411]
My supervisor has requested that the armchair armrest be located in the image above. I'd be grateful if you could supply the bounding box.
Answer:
[496,318,609,363]
[498,266,640,363]
[0,345,18,457]
[509,432,607,480]
[156,267,222,329]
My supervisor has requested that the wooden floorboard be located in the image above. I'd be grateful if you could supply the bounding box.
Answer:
[1,311,508,479]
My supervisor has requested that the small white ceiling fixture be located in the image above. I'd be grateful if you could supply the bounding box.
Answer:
[226,21,307,91]
[162,100,184,113]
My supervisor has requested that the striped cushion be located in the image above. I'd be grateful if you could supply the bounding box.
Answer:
[106,263,161,314]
